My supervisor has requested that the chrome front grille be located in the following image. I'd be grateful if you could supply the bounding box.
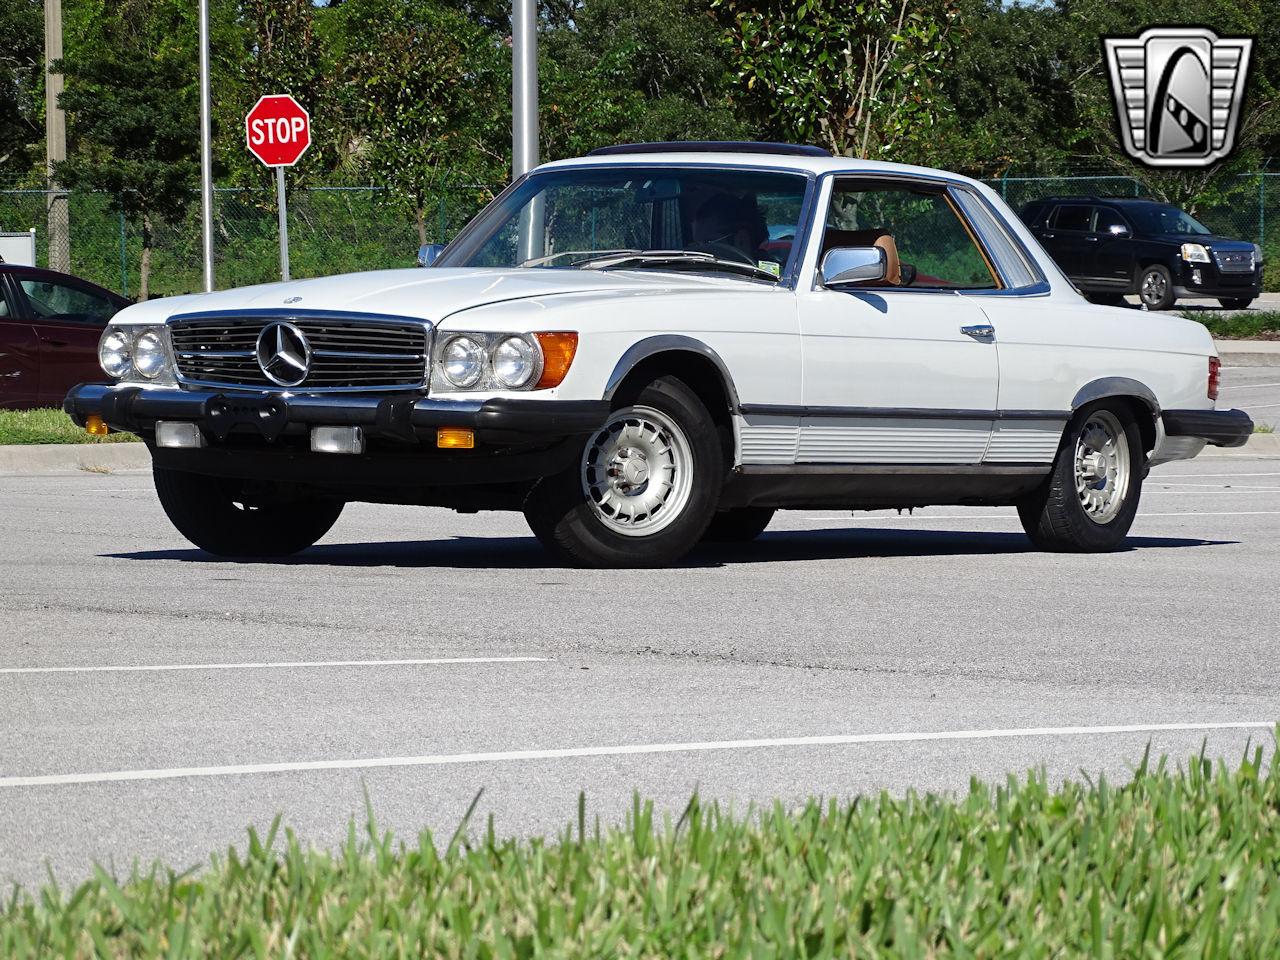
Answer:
[1213,249,1255,274]
[168,315,430,391]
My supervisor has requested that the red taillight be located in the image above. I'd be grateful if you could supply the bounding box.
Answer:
[1208,356,1221,401]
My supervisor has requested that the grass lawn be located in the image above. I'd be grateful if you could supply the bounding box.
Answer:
[3,743,1279,957]
[0,408,137,445]
[1183,309,1280,340]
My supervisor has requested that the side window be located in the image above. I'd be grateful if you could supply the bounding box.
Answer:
[1094,207,1128,235]
[823,180,998,290]
[1051,205,1093,233]
[20,278,116,325]
[0,283,12,320]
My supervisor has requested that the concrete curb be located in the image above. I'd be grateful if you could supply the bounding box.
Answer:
[0,442,151,476]
[1199,433,1280,458]
[1215,340,1280,367]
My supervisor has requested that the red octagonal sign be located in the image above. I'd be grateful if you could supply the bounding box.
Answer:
[245,94,311,167]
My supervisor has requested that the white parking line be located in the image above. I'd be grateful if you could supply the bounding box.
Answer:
[0,722,1267,789]
[796,510,1280,522]
[0,656,549,676]
[1221,382,1280,389]
[1149,483,1280,491]
[1153,472,1280,478]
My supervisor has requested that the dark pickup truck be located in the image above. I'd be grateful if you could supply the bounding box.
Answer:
[1020,196,1263,311]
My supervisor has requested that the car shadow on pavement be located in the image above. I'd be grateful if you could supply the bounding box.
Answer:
[103,527,1233,569]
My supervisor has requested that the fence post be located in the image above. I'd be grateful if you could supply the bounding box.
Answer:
[118,208,129,298]
[1259,174,1266,249]
[438,195,446,243]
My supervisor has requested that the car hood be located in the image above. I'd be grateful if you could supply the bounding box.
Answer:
[1160,233,1255,251]
[112,267,754,325]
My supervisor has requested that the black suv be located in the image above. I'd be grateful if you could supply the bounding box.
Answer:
[1020,196,1263,310]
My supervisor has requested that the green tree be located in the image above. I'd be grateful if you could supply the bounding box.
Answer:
[333,0,506,244]
[713,0,960,161]
[0,0,44,180]
[54,0,200,298]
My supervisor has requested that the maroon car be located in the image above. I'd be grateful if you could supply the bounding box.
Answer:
[0,264,129,409]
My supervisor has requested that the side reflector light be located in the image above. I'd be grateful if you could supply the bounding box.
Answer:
[533,332,579,389]
[1208,356,1221,401]
[85,415,109,436]
[437,427,475,449]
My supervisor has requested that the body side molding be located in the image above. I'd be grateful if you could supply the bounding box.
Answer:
[737,403,1069,421]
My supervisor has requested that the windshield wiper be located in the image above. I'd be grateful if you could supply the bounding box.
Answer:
[575,250,781,283]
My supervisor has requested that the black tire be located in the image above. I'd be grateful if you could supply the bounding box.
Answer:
[523,376,722,568]
[1085,292,1127,307]
[702,507,775,543]
[153,467,344,558]
[1016,402,1145,552]
[1218,297,1254,310]
[1137,264,1175,310]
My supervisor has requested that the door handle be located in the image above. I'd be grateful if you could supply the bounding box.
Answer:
[41,338,70,347]
[961,324,995,340]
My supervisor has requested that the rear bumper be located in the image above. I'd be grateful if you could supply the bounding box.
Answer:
[64,383,611,488]
[1162,408,1253,447]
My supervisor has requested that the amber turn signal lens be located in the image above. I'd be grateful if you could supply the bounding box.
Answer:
[85,415,109,436]
[437,427,475,449]
[533,332,578,389]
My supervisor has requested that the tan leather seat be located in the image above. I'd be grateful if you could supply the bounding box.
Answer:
[821,228,902,285]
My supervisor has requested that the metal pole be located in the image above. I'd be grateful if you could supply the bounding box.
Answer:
[119,209,128,297]
[44,0,69,273]
[512,0,538,179]
[276,166,291,281]
[198,0,215,291]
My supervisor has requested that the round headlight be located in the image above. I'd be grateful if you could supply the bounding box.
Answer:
[99,328,132,379]
[441,336,485,388]
[132,330,168,380]
[492,336,537,388]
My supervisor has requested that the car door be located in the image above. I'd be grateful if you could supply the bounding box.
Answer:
[15,273,121,405]
[1042,204,1095,281]
[789,176,999,464]
[1090,205,1135,287]
[0,274,41,408]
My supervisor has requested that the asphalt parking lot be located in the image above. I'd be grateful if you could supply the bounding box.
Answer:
[1220,363,1280,430]
[2,448,1278,890]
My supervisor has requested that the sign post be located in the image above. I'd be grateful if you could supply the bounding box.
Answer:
[245,95,311,282]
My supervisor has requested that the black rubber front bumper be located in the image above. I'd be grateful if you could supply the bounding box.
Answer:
[64,383,609,445]
[1162,408,1254,447]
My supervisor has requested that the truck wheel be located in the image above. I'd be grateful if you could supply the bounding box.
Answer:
[702,507,775,543]
[1137,265,1175,310]
[1218,297,1253,310]
[523,376,721,567]
[153,467,344,558]
[1016,403,1144,552]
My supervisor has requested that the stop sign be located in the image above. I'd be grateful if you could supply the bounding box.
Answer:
[245,95,311,167]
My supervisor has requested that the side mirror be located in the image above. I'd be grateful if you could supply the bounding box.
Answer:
[1107,224,1129,237]
[820,246,886,287]
[417,243,446,267]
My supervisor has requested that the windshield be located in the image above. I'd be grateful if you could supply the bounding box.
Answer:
[1128,204,1212,236]
[438,166,812,281]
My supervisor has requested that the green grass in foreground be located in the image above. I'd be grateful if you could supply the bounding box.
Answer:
[0,407,137,445]
[1182,309,1280,339]
[4,744,1280,957]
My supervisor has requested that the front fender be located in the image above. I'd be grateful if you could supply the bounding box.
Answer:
[602,335,741,408]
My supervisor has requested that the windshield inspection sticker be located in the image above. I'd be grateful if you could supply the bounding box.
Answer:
[757,260,781,277]
[1103,26,1253,168]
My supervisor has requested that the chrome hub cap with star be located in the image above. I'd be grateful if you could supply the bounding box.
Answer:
[581,405,694,536]
[1074,409,1131,524]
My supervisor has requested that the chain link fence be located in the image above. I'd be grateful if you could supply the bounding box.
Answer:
[0,182,497,298]
[2,170,1278,297]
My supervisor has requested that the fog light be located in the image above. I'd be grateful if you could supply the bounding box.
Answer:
[85,415,109,436]
[437,427,475,449]
[311,425,364,455]
[155,421,205,449]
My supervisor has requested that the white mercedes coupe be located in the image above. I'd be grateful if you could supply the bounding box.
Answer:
[68,142,1251,567]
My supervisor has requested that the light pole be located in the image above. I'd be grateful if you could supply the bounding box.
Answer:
[44,0,69,273]
[512,0,538,179]
[198,0,215,292]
